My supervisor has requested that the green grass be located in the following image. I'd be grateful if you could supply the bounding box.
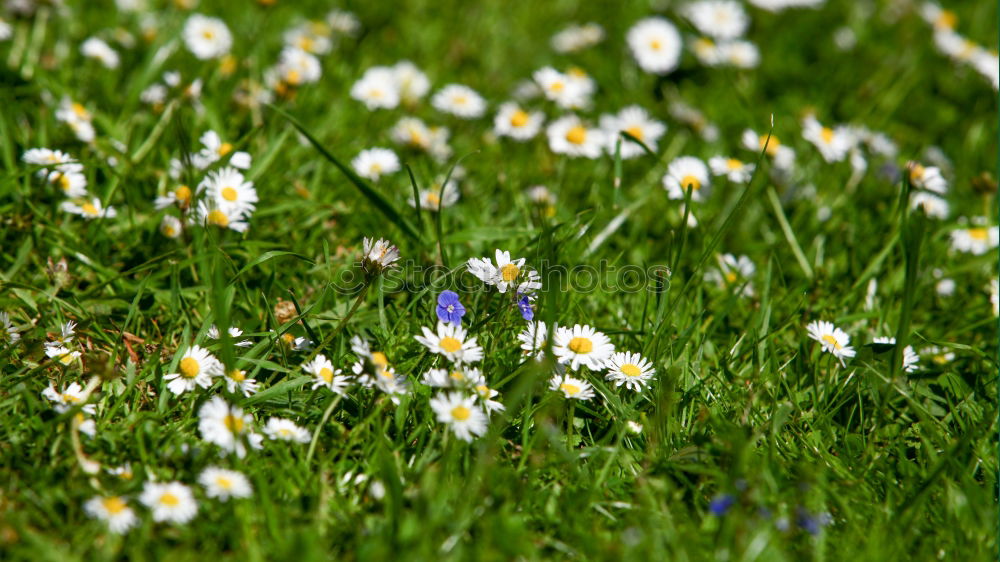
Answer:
[0,0,997,560]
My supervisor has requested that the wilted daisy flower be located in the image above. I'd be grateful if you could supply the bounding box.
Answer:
[393,60,431,104]
[741,129,796,170]
[61,198,117,219]
[533,67,590,110]
[42,382,96,414]
[140,481,198,524]
[159,215,183,238]
[351,67,401,110]
[81,37,120,68]
[431,84,487,119]
[605,351,656,391]
[199,467,253,501]
[873,336,919,373]
[551,22,605,53]
[494,102,544,141]
[547,115,606,159]
[685,1,749,39]
[56,98,96,143]
[352,148,400,181]
[199,167,257,215]
[84,496,137,534]
[802,116,855,163]
[1,312,19,344]
[600,105,667,159]
[409,177,460,211]
[183,14,232,60]
[805,320,855,365]
[196,199,250,233]
[207,325,252,347]
[709,156,755,183]
[303,354,349,394]
[949,224,999,255]
[429,392,488,442]
[361,237,401,274]
[552,324,615,370]
[908,162,948,193]
[518,321,548,358]
[627,17,683,75]
[415,322,483,364]
[910,192,949,219]
[263,417,311,443]
[223,368,259,397]
[705,254,756,296]
[663,156,711,201]
[192,130,252,170]
[549,374,596,401]
[164,345,222,395]
[198,396,262,458]
[466,249,542,294]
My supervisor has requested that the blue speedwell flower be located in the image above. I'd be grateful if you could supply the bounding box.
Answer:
[436,291,465,324]
[709,494,735,516]
[517,293,534,321]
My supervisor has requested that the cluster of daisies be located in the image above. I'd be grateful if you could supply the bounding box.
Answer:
[921,2,999,90]
[806,320,919,372]
[22,148,117,220]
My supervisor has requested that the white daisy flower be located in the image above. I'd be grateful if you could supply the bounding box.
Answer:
[950,225,999,255]
[466,249,542,294]
[46,167,88,198]
[391,117,433,150]
[600,105,666,159]
[81,37,120,69]
[303,354,349,394]
[199,167,257,215]
[414,322,483,364]
[44,345,81,366]
[421,366,482,388]
[22,147,75,169]
[551,22,605,53]
[55,99,96,143]
[409,177,461,211]
[139,481,198,524]
[908,162,948,194]
[326,9,361,35]
[493,102,544,141]
[352,148,401,181]
[154,185,195,210]
[922,345,955,366]
[518,321,549,358]
[472,380,505,415]
[370,367,411,402]
[207,325,252,347]
[164,345,222,395]
[547,114,606,159]
[684,1,749,39]
[802,116,855,163]
[198,396,263,458]
[549,374,596,401]
[604,351,656,391]
[741,129,796,170]
[41,382,96,415]
[873,336,919,373]
[429,392,488,442]
[704,254,756,296]
[920,2,958,30]
[716,39,760,68]
[431,84,487,119]
[160,215,183,239]
[224,369,259,397]
[350,67,401,110]
[1,311,19,344]
[910,192,949,219]
[627,17,683,75]
[709,156,755,183]
[275,46,322,86]
[935,277,956,296]
[552,324,615,371]
[263,417,311,443]
[84,496,137,534]
[198,467,253,501]
[361,237,401,273]
[533,67,590,110]
[805,320,855,365]
[61,198,117,220]
[107,463,134,480]
[393,60,431,104]
[195,199,250,233]
[663,156,711,201]
[193,130,252,170]
[183,14,232,60]
[283,24,332,55]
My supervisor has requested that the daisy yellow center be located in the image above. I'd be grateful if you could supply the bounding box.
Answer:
[224,414,244,433]
[202,30,215,40]
[278,428,292,437]
[159,493,180,507]
[81,202,99,216]
[820,127,834,144]
[560,383,581,395]
[624,126,644,141]
[371,351,389,367]
[968,228,988,241]
[759,135,780,156]
[218,142,233,156]
[298,37,315,51]
[821,334,842,350]
[439,336,462,353]
[500,263,520,282]
[228,369,246,382]
[175,185,193,202]
[568,337,593,354]
[909,164,925,183]
[476,385,489,396]
[281,333,295,345]
[370,163,382,174]
[453,94,468,106]
[72,103,89,119]
[319,367,334,383]
[620,364,642,377]
[510,109,530,127]
[680,175,701,191]
[649,39,662,51]
[725,271,738,283]
[549,81,565,93]
[286,69,301,85]
[220,56,237,74]
[450,371,465,381]
[57,174,72,191]
[58,353,76,365]
[369,88,383,99]
[408,129,425,146]
[208,209,230,227]
[932,354,949,365]
[221,186,239,201]
[102,497,127,514]
[936,11,957,29]
[565,125,587,145]
[215,476,233,490]
[163,224,177,237]
[695,38,714,52]
[450,406,471,421]
[726,159,743,170]
[179,357,200,378]
[63,393,80,403]
[426,191,441,206]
